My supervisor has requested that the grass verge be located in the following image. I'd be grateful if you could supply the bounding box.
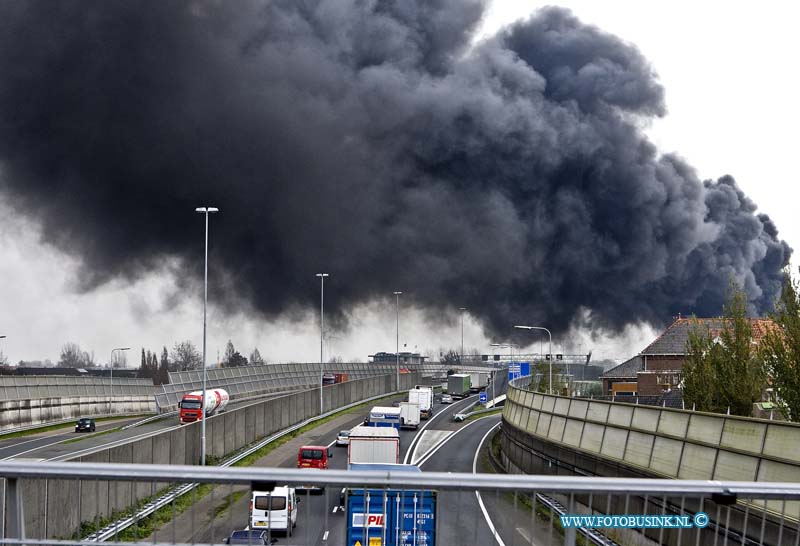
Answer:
[79,391,403,540]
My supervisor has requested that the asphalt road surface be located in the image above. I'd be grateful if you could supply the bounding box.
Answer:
[146,391,483,545]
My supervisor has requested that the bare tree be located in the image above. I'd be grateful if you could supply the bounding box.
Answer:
[60,342,86,368]
[0,350,8,367]
[170,340,202,371]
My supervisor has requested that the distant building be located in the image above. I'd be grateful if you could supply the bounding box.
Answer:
[602,317,776,397]
[369,352,427,365]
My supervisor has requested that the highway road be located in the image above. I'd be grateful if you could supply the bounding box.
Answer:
[0,393,290,461]
[145,391,486,545]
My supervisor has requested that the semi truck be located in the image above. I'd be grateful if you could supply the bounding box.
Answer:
[469,372,490,392]
[409,386,434,419]
[322,372,349,385]
[347,425,400,466]
[346,463,437,546]
[447,374,471,399]
[178,388,230,423]
[398,401,421,429]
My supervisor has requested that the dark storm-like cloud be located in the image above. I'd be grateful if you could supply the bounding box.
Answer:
[0,1,790,339]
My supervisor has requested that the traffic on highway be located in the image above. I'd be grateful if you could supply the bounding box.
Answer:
[127,385,507,546]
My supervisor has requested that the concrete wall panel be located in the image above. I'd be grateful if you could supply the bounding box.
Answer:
[547,416,566,443]
[536,413,552,437]
[540,396,555,413]
[580,422,604,453]
[713,450,758,481]
[553,397,570,416]
[657,411,690,438]
[631,407,660,432]
[585,402,609,424]
[762,424,800,462]
[720,419,766,455]
[561,419,583,447]
[526,409,540,431]
[600,427,627,460]
[677,443,716,479]
[623,431,654,468]
[568,399,588,419]
[607,405,633,428]
[649,436,682,476]
[686,414,724,445]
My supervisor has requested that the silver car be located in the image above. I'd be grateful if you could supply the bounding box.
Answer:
[336,430,351,446]
[441,394,453,404]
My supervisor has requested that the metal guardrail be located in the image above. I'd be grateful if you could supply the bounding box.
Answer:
[86,389,411,541]
[3,461,800,546]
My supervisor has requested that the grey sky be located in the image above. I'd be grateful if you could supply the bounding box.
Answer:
[1,2,795,367]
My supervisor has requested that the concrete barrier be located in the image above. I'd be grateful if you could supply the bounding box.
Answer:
[5,372,420,539]
[0,395,156,432]
[500,380,800,545]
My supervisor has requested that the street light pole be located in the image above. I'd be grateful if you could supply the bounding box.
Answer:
[316,273,329,414]
[459,308,467,363]
[109,347,130,413]
[514,325,553,395]
[490,342,517,404]
[393,292,402,391]
[196,206,218,466]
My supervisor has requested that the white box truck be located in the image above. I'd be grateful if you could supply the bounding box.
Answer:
[409,387,434,419]
[469,372,489,392]
[399,401,421,429]
[348,425,400,467]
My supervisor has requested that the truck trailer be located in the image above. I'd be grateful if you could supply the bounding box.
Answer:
[346,463,437,546]
[367,406,402,429]
[469,372,490,392]
[347,425,400,466]
[447,374,471,399]
[409,386,434,419]
[178,388,230,423]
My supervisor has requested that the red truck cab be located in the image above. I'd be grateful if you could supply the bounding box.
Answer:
[179,393,204,424]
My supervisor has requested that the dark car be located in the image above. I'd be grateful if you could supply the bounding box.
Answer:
[223,530,277,545]
[75,418,95,433]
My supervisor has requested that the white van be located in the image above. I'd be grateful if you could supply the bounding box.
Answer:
[250,486,298,534]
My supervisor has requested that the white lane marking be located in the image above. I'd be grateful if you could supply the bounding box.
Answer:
[473,422,506,546]
[47,424,182,461]
[322,530,330,542]
[332,506,338,514]
[326,439,337,448]
[409,430,453,466]
[403,394,478,464]
[516,527,536,545]
[416,414,498,468]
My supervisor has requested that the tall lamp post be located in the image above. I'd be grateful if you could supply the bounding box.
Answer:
[0,335,7,365]
[393,291,402,391]
[109,347,130,413]
[459,308,467,363]
[196,206,218,466]
[316,273,329,414]
[514,325,553,394]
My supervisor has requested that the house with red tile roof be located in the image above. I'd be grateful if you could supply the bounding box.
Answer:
[602,317,776,396]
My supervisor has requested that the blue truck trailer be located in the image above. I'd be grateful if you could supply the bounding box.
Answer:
[346,463,437,546]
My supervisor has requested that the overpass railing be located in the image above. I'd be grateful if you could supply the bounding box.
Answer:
[2,461,799,546]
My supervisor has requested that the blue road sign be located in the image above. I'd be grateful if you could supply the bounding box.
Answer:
[479,391,487,403]
[508,361,531,381]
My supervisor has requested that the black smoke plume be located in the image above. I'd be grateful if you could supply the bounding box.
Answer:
[0,1,790,339]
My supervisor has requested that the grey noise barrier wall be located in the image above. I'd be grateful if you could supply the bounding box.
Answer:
[501,377,800,546]
[0,396,156,432]
[1,372,421,540]
[0,377,157,432]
